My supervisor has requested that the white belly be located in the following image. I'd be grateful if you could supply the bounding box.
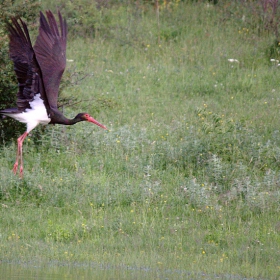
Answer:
[8,94,51,133]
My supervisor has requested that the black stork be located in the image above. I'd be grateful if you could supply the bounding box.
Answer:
[0,11,107,177]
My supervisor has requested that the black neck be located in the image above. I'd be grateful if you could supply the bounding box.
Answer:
[50,109,82,125]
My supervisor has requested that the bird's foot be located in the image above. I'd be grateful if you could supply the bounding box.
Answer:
[13,162,18,174]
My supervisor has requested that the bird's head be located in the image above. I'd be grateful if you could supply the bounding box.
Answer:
[75,113,107,129]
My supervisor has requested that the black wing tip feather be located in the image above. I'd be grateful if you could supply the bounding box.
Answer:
[54,9,67,38]
[39,11,51,34]
[7,16,32,47]
[48,11,60,36]
[8,10,67,41]
[39,10,67,39]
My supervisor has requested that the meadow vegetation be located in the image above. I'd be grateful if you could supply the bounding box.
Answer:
[0,0,280,278]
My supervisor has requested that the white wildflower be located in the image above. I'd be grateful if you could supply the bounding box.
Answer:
[228,59,239,63]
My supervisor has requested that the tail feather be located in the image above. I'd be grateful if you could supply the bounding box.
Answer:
[0,108,21,114]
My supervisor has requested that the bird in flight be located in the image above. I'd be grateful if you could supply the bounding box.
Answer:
[0,10,107,177]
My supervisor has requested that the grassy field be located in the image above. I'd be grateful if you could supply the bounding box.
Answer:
[0,1,280,279]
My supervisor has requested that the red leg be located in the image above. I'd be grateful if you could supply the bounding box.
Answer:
[13,140,21,174]
[13,132,28,177]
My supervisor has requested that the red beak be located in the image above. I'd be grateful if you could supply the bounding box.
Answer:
[87,116,107,129]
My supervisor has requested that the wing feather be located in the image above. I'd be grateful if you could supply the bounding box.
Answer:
[7,17,48,113]
[33,10,67,110]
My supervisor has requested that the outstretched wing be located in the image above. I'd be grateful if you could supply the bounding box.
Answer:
[7,17,47,112]
[33,10,67,110]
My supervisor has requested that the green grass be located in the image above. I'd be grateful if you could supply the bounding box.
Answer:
[1,1,280,279]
